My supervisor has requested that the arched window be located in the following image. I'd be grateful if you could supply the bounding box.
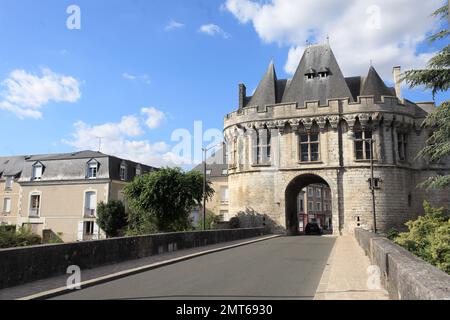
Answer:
[32,162,44,180]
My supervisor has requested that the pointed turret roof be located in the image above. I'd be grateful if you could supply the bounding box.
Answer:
[247,61,277,107]
[281,44,354,106]
[360,66,395,101]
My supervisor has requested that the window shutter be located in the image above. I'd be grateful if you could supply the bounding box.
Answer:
[77,221,84,241]
[93,223,100,240]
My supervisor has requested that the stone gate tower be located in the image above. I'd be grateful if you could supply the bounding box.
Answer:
[223,43,450,235]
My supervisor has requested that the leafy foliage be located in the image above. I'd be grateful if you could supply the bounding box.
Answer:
[124,167,214,233]
[0,226,42,249]
[96,200,128,237]
[395,202,450,274]
[197,210,221,230]
[403,4,450,190]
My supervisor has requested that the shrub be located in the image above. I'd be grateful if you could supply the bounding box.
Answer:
[395,202,450,274]
[0,226,42,249]
[229,217,240,229]
[386,227,399,241]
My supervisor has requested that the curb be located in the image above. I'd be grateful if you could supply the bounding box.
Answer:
[18,234,281,300]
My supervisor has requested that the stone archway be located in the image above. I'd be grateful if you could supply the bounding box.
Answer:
[285,173,332,236]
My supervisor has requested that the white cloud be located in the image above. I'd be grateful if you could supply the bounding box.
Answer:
[63,115,175,167]
[224,0,441,80]
[199,24,230,38]
[0,68,81,119]
[122,72,151,85]
[165,20,185,31]
[141,107,166,129]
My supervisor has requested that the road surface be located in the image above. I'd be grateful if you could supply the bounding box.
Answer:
[53,236,336,300]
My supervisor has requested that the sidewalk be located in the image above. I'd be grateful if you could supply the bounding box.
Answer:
[314,235,389,300]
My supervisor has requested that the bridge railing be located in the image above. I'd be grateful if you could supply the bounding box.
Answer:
[0,228,268,290]
[354,228,450,300]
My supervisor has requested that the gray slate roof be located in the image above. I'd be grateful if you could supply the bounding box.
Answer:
[282,44,354,106]
[360,66,396,101]
[191,147,228,178]
[240,43,401,108]
[247,62,277,108]
[0,156,25,178]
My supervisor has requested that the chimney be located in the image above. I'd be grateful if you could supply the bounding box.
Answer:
[393,66,402,99]
[239,83,246,109]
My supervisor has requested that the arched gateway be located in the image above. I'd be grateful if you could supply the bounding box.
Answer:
[285,174,333,236]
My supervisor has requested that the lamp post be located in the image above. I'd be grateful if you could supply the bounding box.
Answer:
[368,138,377,234]
[202,142,224,230]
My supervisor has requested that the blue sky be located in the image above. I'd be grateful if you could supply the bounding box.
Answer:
[0,0,448,167]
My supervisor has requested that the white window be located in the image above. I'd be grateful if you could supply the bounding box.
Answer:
[136,165,142,176]
[219,210,227,222]
[222,169,228,175]
[308,188,313,197]
[87,163,98,179]
[206,169,212,175]
[316,189,321,198]
[32,164,43,180]
[5,177,13,190]
[220,186,229,204]
[78,221,100,241]
[120,163,127,181]
[29,194,41,217]
[3,198,11,214]
[84,191,97,217]
[308,201,313,211]
[317,202,322,211]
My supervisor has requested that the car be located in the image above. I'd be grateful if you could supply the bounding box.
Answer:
[305,223,323,235]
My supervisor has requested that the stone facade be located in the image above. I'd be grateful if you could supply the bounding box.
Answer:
[223,44,450,235]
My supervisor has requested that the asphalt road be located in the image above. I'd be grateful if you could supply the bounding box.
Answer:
[53,236,336,300]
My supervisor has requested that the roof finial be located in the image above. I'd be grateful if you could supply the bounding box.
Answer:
[326,35,330,45]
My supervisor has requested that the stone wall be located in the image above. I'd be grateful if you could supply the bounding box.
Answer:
[0,228,267,290]
[354,228,450,300]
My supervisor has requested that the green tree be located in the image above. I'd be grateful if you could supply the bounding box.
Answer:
[403,4,450,190]
[395,202,450,274]
[124,167,214,233]
[96,200,127,238]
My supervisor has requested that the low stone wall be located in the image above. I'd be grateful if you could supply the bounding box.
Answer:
[0,228,267,290]
[354,228,450,300]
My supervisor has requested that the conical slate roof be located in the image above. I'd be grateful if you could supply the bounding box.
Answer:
[247,61,277,107]
[281,44,354,106]
[361,66,395,101]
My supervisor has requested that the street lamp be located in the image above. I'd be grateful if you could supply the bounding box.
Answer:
[202,142,225,230]
[350,132,377,233]
[367,138,377,234]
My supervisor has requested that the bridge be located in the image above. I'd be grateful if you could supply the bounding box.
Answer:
[0,228,448,300]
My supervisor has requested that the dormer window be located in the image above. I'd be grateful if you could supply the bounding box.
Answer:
[136,165,142,176]
[305,67,316,80]
[32,162,43,180]
[120,162,127,181]
[88,163,98,179]
[318,67,330,78]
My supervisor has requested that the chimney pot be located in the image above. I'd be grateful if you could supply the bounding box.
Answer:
[393,66,402,99]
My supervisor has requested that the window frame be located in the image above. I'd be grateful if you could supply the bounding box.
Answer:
[29,192,41,217]
[255,128,272,165]
[32,163,43,180]
[3,197,11,214]
[120,163,127,181]
[87,162,98,179]
[299,131,321,163]
[354,128,373,160]
[5,176,13,190]
[397,132,408,161]
[83,190,97,218]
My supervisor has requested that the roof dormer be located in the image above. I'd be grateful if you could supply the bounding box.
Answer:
[305,67,316,79]
[318,67,330,78]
